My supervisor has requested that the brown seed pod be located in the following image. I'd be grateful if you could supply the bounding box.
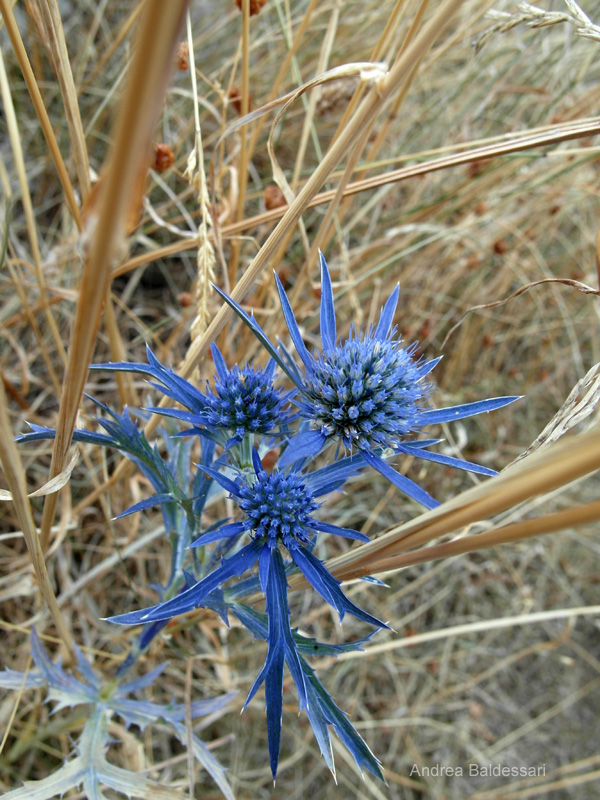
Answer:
[152,143,175,173]
[176,42,189,71]
[264,184,286,210]
[235,0,267,16]
[228,86,253,115]
[467,158,491,179]
[178,292,193,308]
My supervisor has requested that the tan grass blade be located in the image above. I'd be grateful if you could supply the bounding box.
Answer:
[37,0,91,201]
[111,116,600,281]
[0,46,67,371]
[0,379,74,658]
[0,0,81,228]
[39,0,190,549]
[312,424,600,585]
[363,498,600,575]
[0,446,80,501]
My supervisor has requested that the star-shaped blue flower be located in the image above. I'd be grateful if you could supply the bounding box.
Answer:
[91,343,295,449]
[215,252,519,508]
[107,450,388,778]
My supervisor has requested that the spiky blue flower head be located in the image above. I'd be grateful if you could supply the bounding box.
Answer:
[214,252,520,508]
[299,325,428,452]
[90,343,294,447]
[237,464,319,550]
[203,352,291,442]
[107,451,388,779]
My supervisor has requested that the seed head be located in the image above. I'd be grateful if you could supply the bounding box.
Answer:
[301,334,427,451]
[238,469,318,550]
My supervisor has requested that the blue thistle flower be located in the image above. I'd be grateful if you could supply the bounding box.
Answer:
[215,252,520,508]
[107,450,388,779]
[107,450,383,628]
[237,465,319,549]
[90,343,295,448]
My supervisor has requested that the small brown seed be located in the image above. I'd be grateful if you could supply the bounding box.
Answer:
[152,143,175,173]
[264,184,286,210]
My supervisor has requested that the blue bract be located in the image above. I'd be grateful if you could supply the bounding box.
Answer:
[91,342,295,448]
[216,251,519,508]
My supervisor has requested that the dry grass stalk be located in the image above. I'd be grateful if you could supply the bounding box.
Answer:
[185,12,216,345]
[267,4,343,270]
[0,0,81,228]
[363,498,600,575]
[337,606,600,660]
[38,0,191,549]
[309,0,486,268]
[327,0,409,144]
[291,4,339,192]
[318,424,600,584]
[227,0,252,284]
[246,0,320,166]
[441,277,600,348]
[0,379,74,658]
[237,0,251,211]
[111,114,600,282]
[0,46,67,375]
[266,63,384,268]
[37,0,91,201]
[294,0,425,289]
[77,3,144,95]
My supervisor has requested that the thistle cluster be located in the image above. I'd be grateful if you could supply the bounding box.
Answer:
[17,253,518,784]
